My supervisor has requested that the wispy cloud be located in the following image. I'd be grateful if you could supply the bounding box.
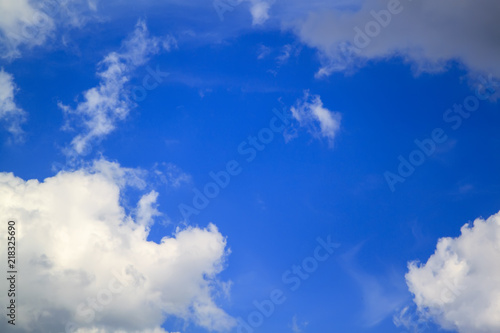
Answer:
[59,20,176,156]
[0,0,54,59]
[290,315,308,333]
[290,91,341,147]
[257,44,271,60]
[249,0,272,25]
[154,162,192,189]
[276,43,301,65]
[0,69,27,142]
[340,243,409,327]
[0,0,99,59]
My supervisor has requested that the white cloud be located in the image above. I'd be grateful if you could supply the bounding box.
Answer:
[276,44,301,65]
[0,160,235,333]
[153,162,191,189]
[249,0,271,25]
[74,328,179,333]
[264,0,500,78]
[276,44,292,64]
[91,158,147,189]
[0,0,98,59]
[290,315,308,333]
[0,0,54,59]
[59,20,175,156]
[406,211,500,333]
[0,69,26,141]
[257,44,271,60]
[290,91,341,147]
[135,190,161,227]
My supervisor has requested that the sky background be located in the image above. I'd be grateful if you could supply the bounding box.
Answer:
[0,1,500,333]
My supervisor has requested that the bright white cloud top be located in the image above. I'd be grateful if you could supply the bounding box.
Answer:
[406,212,500,333]
[0,160,235,333]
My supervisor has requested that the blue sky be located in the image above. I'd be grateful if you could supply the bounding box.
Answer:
[1,1,500,333]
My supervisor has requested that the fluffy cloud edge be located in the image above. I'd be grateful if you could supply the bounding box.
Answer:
[405,211,500,333]
[0,159,235,333]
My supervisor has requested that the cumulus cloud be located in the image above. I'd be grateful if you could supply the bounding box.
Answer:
[91,158,148,189]
[0,160,235,333]
[259,0,500,78]
[290,91,341,147]
[0,69,27,142]
[59,20,175,156]
[406,211,500,333]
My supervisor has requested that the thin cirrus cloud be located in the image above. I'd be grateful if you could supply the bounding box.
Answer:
[405,211,500,333]
[339,244,409,327]
[154,162,192,189]
[290,91,342,147]
[0,68,26,142]
[0,159,235,333]
[59,20,176,157]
